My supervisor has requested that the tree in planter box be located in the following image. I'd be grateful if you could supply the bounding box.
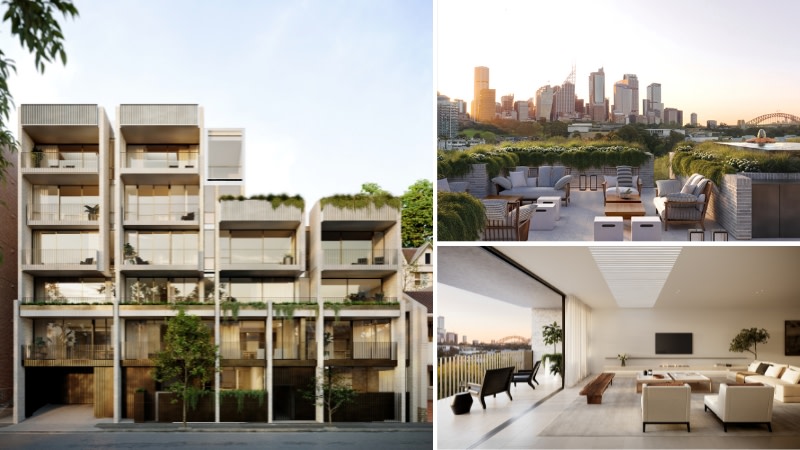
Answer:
[541,321,564,379]
[300,367,357,423]
[153,309,218,427]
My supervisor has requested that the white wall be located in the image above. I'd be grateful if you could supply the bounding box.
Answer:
[588,307,800,374]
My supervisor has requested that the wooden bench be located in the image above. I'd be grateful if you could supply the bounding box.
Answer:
[466,367,514,409]
[579,372,615,404]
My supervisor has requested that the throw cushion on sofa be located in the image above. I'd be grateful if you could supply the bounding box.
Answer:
[492,176,512,190]
[538,166,552,187]
[551,166,566,184]
[695,178,710,195]
[680,183,697,194]
[483,200,508,221]
[756,363,771,375]
[554,175,572,190]
[604,175,617,187]
[765,364,787,378]
[617,166,633,187]
[748,361,762,372]
[510,171,527,188]
[780,368,800,384]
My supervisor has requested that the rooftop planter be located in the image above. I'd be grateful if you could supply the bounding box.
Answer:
[671,142,800,185]
[320,193,401,210]
[219,193,305,211]
[437,192,484,241]
[437,141,648,179]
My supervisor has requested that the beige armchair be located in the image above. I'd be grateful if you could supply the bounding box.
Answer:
[641,383,691,432]
[703,383,774,432]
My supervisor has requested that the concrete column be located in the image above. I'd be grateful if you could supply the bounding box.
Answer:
[12,299,22,424]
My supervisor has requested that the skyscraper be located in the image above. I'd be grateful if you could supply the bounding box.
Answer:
[554,66,576,120]
[535,85,555,121]
[644,83,663,124]
[472,66,495,122]
[613,81,634,122]
[437,93,458,138]
[589,68,607,122]
[623,74,639,115]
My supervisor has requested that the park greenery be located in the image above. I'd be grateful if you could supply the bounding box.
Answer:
[153,309,218,428]
[729,327,770,360]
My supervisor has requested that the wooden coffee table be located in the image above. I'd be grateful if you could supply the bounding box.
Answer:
[606,192,641,203]
[604,202,646,220]
[484,194,523,211]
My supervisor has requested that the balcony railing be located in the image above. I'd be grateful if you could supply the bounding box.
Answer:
[220,249,295,265]
[28,204,100,222]
[322,296,398,304]
[123,248,199,266]
[322,249,398,266]
[23,344,113,360]
[220,296,315,305]
[22,296,111,305]
[437,350,529,400]
[308,341,398,360]
[22,249,99,266]
[121,149,198,169]
[124,205,199,222]
[124,341,161,360]
[121,297,213,305]
[21,150,99,170]
[220,342,268,360]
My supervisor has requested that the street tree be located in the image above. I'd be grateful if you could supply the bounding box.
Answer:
[0,0,79,182]
[401,179,432,247]
[301,367,357,423]
[153,309,217,427]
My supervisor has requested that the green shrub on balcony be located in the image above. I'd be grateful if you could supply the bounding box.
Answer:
[218,193,305,211]
[437,192,484,241]
[320,193,401,210]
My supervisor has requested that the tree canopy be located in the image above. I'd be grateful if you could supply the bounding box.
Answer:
[153,309,217,427]
[729,327,770,360]
[401,179,432,247]
[0,0,79,182]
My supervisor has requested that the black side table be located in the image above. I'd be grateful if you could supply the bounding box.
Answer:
[451,392,473,414]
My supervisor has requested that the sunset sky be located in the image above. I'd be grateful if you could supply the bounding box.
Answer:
[436,0,800,125]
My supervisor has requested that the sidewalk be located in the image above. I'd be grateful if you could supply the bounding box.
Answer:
[0,404,431,433]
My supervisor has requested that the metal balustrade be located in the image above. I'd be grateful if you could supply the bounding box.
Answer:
[437,350,529,400]
[22,296,110,305]
[21,150,99,170]
[23,344,114,360]
[322,248,399,265]
[21,249,99,265]
[121,149,199,169]
[28,204,100,222]
[219,249,295,265]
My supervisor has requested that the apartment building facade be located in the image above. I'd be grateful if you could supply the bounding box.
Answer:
[13,104,427,424]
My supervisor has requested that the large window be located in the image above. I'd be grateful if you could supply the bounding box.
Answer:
[31,185,99,221]
[219,278,296,303]
[321,231,384,265]
[124,320,165,359]
[33,278,110,304]
[273,319,299,359]
[125,231,198,265]
[207,131,243,181]
[353,319,392,359]
[220,321,265,360]
[124,277,201,304]
[320,279,382,302]
[219,230,294,265]
[31,318,111,359]
[33,231,98,264]
[124,184,199,221]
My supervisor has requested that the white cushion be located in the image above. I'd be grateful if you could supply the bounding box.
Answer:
[538,166,552,187]
[695,178,710,195]
[553,175,571,190]
[685,173,703,188]
[766,364,787,378]
[509,171,527,188]
[526,177,538,187]
[492,176,512,190]
[748,361,761,372]
[780,368,800,384]
[437,179,450,192]
[681,183,697,194]
[604,175,617,187]
[551,165,566,183]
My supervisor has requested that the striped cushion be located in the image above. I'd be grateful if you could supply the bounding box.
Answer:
[482,200,508,221]
[617,166,633,187]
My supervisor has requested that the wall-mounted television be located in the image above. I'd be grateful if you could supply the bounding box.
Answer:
[655,332,693,354]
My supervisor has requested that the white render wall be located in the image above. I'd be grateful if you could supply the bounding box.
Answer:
[588,307,800,375]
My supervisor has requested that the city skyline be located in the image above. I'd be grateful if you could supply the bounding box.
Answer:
[1,0,432,207]
[436,0,800,125]
[438,282,532,343]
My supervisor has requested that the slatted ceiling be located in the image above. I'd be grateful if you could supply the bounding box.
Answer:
[589,246,682,308]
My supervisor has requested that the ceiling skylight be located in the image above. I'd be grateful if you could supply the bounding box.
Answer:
[589,246,683,308]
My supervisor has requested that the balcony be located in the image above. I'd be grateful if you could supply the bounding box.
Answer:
[321,248,399,277]
[219,200,303,228]
[120,249,203,276]
[20,148,99,185]
[220,342,267,361]
[21,249,101,275]
[123,205,199,230]
[308,341,398,363]
[22,344,113,365]
[21,296,111,306]
[219,249,302,277]
[120,147,199,185]
[27,204,100,229]
[124,341,162,360]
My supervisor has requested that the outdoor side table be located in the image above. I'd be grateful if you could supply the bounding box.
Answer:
[531,203,556,230]
[594,216,623,241]
[631,216,662,241]
[451,392,473,414]
[537,196,561,220]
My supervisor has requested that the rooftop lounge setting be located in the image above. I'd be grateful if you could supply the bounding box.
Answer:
[437,246,800,449]
[437,141,800,242]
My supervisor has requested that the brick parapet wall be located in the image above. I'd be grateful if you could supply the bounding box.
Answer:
[711,174,752,240]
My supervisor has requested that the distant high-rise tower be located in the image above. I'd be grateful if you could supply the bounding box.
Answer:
[472,66,495,122]
[535,85,555,121]
[691,113,698,127]
[514,101,529,121]
[644,83,663,124]
[589,67,607,122]
[554,66,576,119]
[623,74,639,115]
[613,81,634,122]
[437,94,458,138]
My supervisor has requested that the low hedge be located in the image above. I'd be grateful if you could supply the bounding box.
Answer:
[437,192,484,241]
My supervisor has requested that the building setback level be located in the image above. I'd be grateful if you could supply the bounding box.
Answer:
[12,104,427,424]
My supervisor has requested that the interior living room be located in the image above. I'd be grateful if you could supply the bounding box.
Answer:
[437,245,800,449]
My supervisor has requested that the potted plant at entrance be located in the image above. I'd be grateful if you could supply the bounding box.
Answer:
[134,387,146,423]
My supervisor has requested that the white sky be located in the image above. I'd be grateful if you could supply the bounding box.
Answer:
[1,0,433,206]
[439,283,531,344]
[436,0,800,125]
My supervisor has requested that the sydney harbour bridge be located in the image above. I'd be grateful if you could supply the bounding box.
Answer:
[745,112,800,126]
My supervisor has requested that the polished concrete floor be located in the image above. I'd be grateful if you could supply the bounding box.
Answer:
[436,373,800,449]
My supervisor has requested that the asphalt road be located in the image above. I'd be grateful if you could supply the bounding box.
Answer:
[0,430,433,449]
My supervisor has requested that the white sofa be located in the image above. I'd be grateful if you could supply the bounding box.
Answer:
[727,361,800,403]
[492,165,571,205]
[437,178,469,193]
[704,383,774,432]
[641,383,691,432]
